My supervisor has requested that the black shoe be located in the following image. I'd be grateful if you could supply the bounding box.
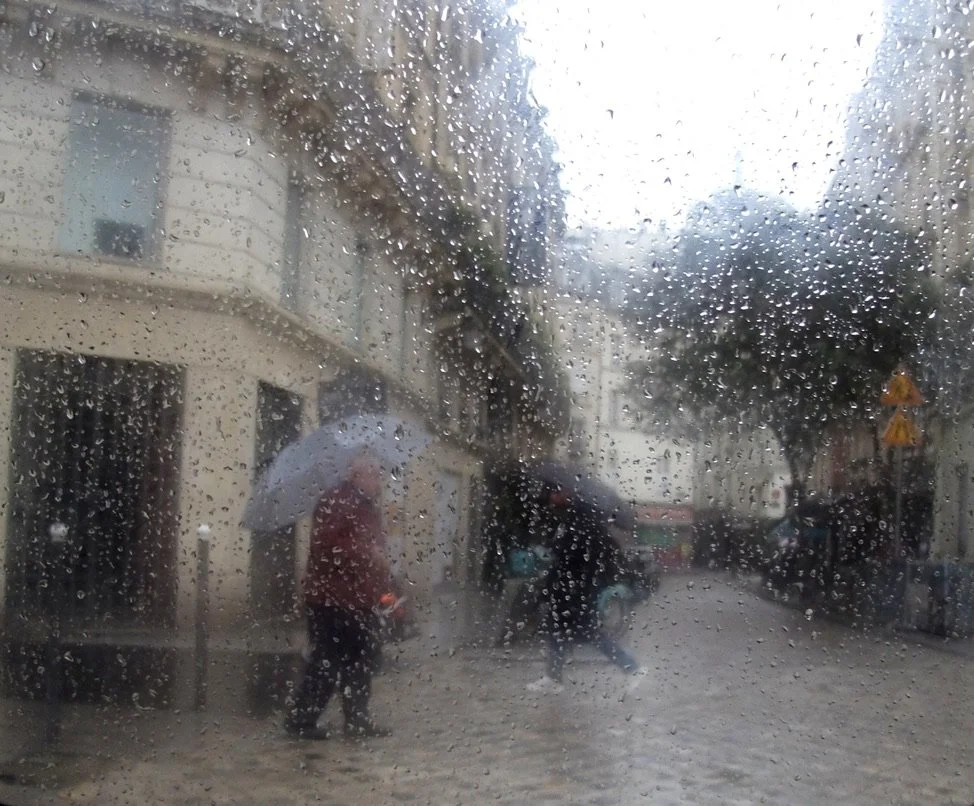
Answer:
[285,721,331,740]
[343,719,391,739]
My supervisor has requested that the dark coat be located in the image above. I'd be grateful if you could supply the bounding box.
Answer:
[304,481,390,613]
[543,499,623,637]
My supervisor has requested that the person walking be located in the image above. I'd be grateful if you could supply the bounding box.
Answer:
[285,454,392,739]
[527,488,643,693]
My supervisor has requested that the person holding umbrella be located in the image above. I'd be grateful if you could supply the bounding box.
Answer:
[285,452,393,739]
[242,414,431,737]
[526,486,644,693]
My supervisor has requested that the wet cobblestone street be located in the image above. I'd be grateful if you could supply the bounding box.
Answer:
[3,574,973,805]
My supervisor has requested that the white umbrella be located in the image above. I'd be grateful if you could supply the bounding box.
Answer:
[242,414,432,532]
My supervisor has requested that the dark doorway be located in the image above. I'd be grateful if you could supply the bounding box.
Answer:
[250,382,303,620]
[5,350,183,630]
[317,366,387,423]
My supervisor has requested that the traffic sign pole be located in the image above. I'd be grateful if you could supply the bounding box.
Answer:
[881,368,924,561]
[893,446,904,559]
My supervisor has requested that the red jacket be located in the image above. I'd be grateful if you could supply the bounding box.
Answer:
[304,482,391,612]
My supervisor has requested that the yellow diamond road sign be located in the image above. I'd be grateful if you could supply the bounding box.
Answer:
[883,409,921,448]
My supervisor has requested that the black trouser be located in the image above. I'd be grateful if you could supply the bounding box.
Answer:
[288,604,379,729]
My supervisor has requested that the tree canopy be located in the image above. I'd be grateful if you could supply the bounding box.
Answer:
[630,188,936,494]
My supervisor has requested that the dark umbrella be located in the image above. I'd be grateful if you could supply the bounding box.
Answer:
[500,459,636,530]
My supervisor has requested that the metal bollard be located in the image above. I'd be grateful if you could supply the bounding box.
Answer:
[45,522,68,745]
[194,524,211,712]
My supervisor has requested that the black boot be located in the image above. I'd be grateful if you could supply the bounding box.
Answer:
[343,717,391,738]
[285,722,331,740]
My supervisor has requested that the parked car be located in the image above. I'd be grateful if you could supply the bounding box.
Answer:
[762,501,832,594]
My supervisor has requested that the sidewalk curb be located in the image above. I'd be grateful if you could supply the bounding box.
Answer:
[889,624,974,660]
[743,574,974,661]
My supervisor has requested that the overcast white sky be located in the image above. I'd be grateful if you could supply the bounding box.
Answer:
[511,0,885,229]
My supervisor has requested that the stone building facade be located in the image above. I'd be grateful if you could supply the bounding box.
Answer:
[828,0,974,559]
[0,0,565,707]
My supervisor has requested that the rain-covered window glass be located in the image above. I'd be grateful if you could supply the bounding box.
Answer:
[432,469,461,587]
[658,450,671,486]
[61,97,168,261]
[280,180,304,311]
[506,185,549,285]
[609,330,622,367]
[954,461,970,560]
[7,0,974,802]
[349,237,368,345]
[6,351,182,630]
[318,368,388,424]
[569,367,589,396]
